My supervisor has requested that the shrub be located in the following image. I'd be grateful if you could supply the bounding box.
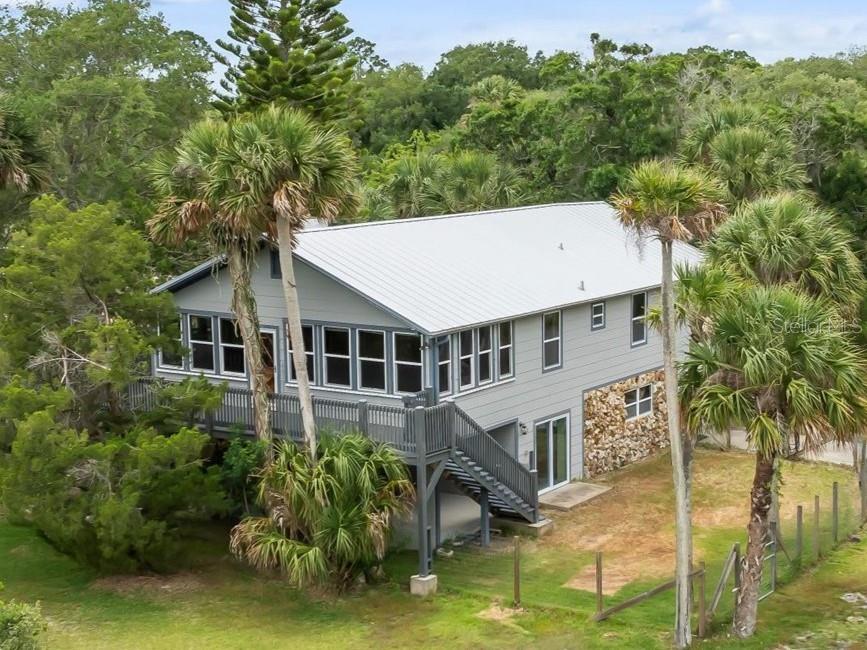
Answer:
[133,376,226,434]
[219,435,266,515]
[1,411,227,572]
[230,433,415,592]
[0,378,70,450]
[0,584,46,650]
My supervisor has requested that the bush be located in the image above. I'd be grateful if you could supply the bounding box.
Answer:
[219,436,266,515]
[133,376,226,435]
[0,584,45,650]
[230,433,415,592]
[1,411,227,572]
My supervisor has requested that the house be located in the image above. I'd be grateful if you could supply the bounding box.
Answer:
[147,202,701,590]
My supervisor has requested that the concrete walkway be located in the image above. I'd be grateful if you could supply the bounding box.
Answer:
[710,429,855,467]
[539,481,610,511]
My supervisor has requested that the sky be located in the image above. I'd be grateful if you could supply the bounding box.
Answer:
[149,0,867,71]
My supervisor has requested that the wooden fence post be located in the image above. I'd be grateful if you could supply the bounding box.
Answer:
[358,399,369,436]
[698,562,707,638]
[795,505,803,563]
[832,481,839,544]
[595,551,603,620]
[813,495,821,561]
[733,542,741,615]
[513,536,521,608]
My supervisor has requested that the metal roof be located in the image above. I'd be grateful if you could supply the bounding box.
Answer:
[155,202,702,335]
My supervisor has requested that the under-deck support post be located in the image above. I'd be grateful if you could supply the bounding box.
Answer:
[410,406,437,596]
[480,487,490,547]
[434,481,442,550]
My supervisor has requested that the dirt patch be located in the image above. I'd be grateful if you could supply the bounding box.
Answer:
[477,602,523,622]
[90,573,204,596]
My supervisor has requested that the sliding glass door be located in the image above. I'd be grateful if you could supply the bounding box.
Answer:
[535,414,569,491]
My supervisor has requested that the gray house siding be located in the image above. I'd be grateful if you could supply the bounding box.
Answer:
[452,290,663,482]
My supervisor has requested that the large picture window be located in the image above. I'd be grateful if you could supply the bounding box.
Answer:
[288,324,315,383]
[159,313,183,368]
[188,315,215,372]
[478,326,492,384]
[436,336,451,395]
[323,327,351,387]
[219,318,246,375]
[394,332,423,394]
[625,384,653,419]
[542,311,561,369]
[357,329,386,391]
[459,329,474,389]
[631,292,647,346]
[498,322,513,379]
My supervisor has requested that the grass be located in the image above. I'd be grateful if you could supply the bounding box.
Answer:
[1,449,864,648]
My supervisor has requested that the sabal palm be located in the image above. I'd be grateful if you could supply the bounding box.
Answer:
[388,150,445,218]
[148,119,273,456]
[0,94,47,193]
[230,433,415,592]
[424,151,524,214]
[222,106,360,461]
[682,286,867,637]
[611,159,725,649]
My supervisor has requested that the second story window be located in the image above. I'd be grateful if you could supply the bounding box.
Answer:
[542,311,561,370]
[323,327,351,387]
[436,336,451,395]
[357,330,386,391]
[498,322,513,379]
[188,315,215,372]
[219,318,246,375]
[631,292,647,346]
[459,330,475,389]
[394,332,423,394]
[478,326,493,384]
[159,313,183,368]
[288,325,315,383]
[591,302,606,330]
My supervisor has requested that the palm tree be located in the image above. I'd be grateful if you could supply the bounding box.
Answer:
[682,286,867,638]
[230,433,415,592]
[424,150,524,215]
[611,160,725,649]
[0,94,47,193]
[223,106,360,462]
[387,150,445,218]
[148,119,274,458]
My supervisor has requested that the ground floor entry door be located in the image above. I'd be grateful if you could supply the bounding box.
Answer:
[535,414,569,491]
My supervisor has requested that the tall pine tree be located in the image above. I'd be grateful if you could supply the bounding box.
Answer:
[215,0,358,121]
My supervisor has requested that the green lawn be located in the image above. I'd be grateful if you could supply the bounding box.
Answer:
[1,450,864,649]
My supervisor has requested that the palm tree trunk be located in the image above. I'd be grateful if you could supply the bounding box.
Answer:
[226,243,272,462]
[274,217,317,462]
[733,451,775,638]
[661,238,693,649]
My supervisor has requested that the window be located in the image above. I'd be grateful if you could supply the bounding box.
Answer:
[459,330,475,389]
[357,329,386,391]
[219,318,246,375]
[270,249,282,279]
[323,327,351,387]
[591,302,606,330]
[188,315,215,371]
[631,292,647,345]
[394,333,423,394]
[159,313,183,368]
[542,311,561,369]
[436,336,451,395]
[478,326,492,384]
[288,324,315,383]
[625,384,653,419]
[498,322,513,379]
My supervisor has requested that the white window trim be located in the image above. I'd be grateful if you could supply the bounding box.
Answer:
[542,310,562,370]
[625,384,653,420]
[458,329,475,390]
[322,326,352,389]
[188,314,216,373]
[393,332,424,395]
[218,317,247,377]
[477,325,493,385]
[287,324,315,385]
[436,335,452,396]
[591,302,606,330]
[535,412,571,494]
[356,329,387,393]
[157,316,184,369]
[497,321,514,380]
[631,292,648,346]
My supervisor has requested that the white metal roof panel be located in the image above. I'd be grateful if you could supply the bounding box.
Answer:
[293,202,702,335]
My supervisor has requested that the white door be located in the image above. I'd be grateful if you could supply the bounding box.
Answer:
[535,414,569,491]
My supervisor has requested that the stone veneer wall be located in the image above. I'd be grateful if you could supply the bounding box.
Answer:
[582,369,668,477]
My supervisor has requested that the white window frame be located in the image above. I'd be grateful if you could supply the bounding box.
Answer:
[477,325,493,385]
[356,329,387,393]
[287,324,315,384]
[631,292,647,346]
[218,317,247,377]
[436,335,452,396]
[542,310,562,370]
[625,384,653,420]
[188,314,216,372]
[591,302,606,330]
[158,314,184,369]
[458,329,475,390]
[393,332,423,395]
[497,321,513,380]
[322,326,352,388]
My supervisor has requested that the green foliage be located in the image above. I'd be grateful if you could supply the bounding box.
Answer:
[430,40,541,91]
[0,378,70,450]
[215,0,358,122]
[230,434,414,591]
[134,377,227,434]
[1,412,227,572]
[220,436,266,515]
[0,583,45,650]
